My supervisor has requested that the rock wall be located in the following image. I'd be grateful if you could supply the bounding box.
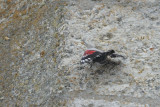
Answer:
[0,0,66,106]
[59,0,160,107]
[0,0,160,106]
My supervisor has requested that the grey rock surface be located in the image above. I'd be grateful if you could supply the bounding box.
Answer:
[0,0,66,106]
[0,0,160,107]
[60,0,160,107]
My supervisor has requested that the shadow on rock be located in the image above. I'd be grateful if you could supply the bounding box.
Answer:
[91,59,123,75]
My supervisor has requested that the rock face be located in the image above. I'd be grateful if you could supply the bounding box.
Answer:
[0,0,66,106]
[0,0,160,106]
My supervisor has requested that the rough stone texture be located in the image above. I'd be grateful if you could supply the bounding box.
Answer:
[0,0,66,106]
[59,0,160,107]
[0,0,160,107]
